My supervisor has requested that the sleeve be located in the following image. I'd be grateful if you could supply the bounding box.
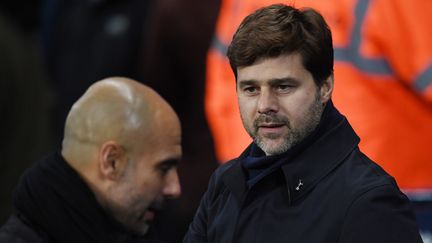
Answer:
[339,185,423,243]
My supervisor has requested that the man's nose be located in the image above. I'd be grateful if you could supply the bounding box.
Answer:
[257,89,279,114]
[163,169,181,199]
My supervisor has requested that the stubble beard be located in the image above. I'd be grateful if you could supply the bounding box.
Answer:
[96,160,151,236]
[98,184,151,236]
[244,92,324,156]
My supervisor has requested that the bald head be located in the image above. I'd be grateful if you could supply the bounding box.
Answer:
[62,77,180,166]
[60,77,182,234]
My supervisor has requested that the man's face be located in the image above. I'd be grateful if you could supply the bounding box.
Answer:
[237,53,329,155]
[104,122,182,235]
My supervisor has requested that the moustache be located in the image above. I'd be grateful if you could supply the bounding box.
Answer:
[253,114,290,129]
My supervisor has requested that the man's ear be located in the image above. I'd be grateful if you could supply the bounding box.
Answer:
[98,141,127,181]
[319,74,334,103]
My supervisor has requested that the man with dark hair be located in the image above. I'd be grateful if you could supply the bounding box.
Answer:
[184,4,422,243]
[0,77,182,242]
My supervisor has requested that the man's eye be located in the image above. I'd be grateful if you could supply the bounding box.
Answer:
[156,159,178,177]
[277,84,293,92]
[243,86,259,94]
[157,165,172,176]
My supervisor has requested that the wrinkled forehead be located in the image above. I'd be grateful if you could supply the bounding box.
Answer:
[237,54,308,82]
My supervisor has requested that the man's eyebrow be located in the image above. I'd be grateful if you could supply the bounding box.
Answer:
[238,79,258,88]
[238,77,300,87]
[268,77,300,85]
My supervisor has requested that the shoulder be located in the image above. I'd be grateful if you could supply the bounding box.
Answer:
[337,147,399,196]
[343,149,410,211]
[321,147,407,214]
[0,215,48,243]
[338,184,422,242]
[334,149,422,242]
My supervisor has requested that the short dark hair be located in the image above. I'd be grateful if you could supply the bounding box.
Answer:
[227,4,333,86]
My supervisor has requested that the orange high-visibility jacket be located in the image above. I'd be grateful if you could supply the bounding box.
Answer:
[205,0,432,189]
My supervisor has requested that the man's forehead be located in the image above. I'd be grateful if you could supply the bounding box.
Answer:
[237,54,310,84]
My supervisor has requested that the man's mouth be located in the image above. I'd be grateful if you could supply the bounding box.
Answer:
[141,200,165,222]
[259,123,284,128]
[257,123,285,133]
[142,209,155,222]
[254,114,289,132]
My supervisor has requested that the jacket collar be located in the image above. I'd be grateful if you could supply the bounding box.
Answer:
[281,117,359,203]
[221,113,359,204]
[13,152,148,242]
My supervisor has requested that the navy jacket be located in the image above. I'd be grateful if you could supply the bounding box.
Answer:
[184,117,423,243]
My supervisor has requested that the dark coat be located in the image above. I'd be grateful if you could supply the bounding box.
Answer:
[0,153,154,243]
[0,214,48,243]
[184,117,423,243]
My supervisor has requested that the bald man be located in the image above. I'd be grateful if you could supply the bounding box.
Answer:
[0,77,182,243]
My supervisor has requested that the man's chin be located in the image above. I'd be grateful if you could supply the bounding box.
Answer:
[127,221,150,236]
[126,202,165,236]
[256,139,290,155]
[121,210,153,236]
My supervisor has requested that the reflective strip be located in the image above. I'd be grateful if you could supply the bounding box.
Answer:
[403,188,432,202]
[211,35,228,56]
[334,0,393,75]
[414,64,432,92]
